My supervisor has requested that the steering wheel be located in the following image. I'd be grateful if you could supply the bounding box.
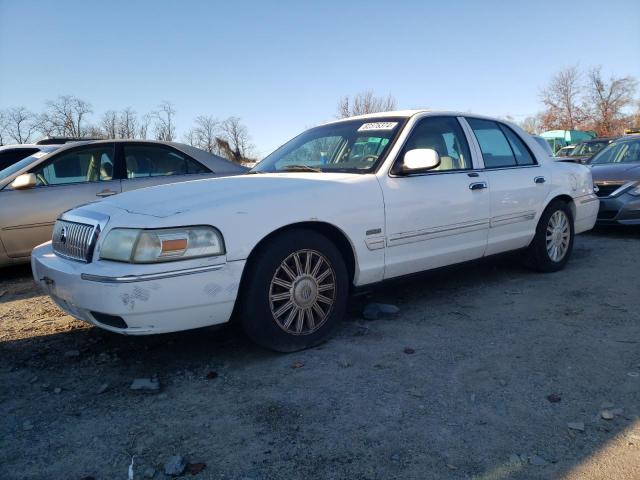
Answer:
[361,154,378,163]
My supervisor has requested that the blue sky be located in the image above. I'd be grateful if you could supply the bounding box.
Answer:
[1,0,639,156]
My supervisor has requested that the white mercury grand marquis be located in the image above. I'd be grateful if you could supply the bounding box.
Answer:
[32,111,599,351]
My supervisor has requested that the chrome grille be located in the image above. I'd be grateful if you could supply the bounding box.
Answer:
[52,220,97,262]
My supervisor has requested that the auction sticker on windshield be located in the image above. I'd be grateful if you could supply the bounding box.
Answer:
[358,122,398,132]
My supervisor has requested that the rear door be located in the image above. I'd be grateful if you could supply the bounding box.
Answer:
[464,118,550,255]
[119,143,215,192]
[0,143,120,258]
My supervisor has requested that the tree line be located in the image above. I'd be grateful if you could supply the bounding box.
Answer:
[0,97,255,163]
[520,66,638,136]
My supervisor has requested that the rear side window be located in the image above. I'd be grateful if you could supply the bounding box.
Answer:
[499,124,536,166]
[467,118,516,168]
[123,144,210,178]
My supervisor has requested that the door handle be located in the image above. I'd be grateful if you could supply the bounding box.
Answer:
[469,182,488,191]
[96,189,118,197]
[534,176,546,184]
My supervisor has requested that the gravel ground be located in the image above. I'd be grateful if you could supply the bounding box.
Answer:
[1,227,639,480]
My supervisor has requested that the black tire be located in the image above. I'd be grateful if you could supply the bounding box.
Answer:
[238,229,349,352]
[523,199,574,272]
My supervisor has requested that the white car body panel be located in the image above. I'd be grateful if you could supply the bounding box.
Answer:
[31,110,599,335]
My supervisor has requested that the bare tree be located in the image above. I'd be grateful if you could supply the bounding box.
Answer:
[540,66,586,130]
[584,66,638,136]
[5,107,38,143]
[84,124,105,138]
[138,113,152,139]
[337,91,397,118]
[152,101,176,141]
[216,116,254,163]
[101,110,118,139]
[519,115,542,134]
[0,110,8,145]
[192,115,220,153]
[182,128,197,146]
[39,95,93,137]
[118,107,139,139]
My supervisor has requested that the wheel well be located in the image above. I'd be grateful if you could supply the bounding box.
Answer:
[549,194,576,220]
[241,222,357,290]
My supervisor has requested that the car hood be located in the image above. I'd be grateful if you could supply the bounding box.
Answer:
[590,163,640,183]
[101,172,364,218]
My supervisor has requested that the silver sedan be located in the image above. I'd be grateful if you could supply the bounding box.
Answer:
[0,139,247,267]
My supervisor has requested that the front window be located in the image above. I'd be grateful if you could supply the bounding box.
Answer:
[30,144,115,186]
[590,139,640,165]
[252,118,405,173]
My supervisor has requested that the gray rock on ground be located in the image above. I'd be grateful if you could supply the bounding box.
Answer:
[363,303,400,320]
[567,421,585,431]
[130,377,160,392]
[164,455,187,476]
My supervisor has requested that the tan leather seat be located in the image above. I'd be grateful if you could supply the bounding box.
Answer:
[407,132,460,170]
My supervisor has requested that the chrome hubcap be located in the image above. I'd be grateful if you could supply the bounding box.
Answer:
[546,210,570,262]
[269,249,336,335]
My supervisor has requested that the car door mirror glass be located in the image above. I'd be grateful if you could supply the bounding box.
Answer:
[11,173,37,190]
[403,149,440,172]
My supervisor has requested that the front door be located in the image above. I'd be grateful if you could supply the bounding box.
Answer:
[0,143,120,258]
[381,116,490,279]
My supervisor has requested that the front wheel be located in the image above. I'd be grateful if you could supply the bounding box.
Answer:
[523,200,574,272]
[238,229,348,352]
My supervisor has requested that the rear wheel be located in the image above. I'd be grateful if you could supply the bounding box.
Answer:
[239,229,348,352]
[523,200,574,272]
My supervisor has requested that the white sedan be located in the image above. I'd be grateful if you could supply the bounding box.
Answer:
[32,111,599,351]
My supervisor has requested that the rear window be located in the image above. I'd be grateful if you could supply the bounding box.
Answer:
[499,125,536,166]
[467,118,536,168]
[467,118,516,168]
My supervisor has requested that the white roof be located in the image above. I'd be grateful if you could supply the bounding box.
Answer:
[324,109,501,125]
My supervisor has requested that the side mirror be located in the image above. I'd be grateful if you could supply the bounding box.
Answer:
[11,173,37,190]
[402,148,440,173]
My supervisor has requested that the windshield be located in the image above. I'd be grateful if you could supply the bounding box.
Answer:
[571,141,609,157]
[590,139,640,165]
[252,118,405,173]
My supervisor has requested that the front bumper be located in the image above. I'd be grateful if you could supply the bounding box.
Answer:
[574,193,599,234]
[596,193,640,225]
[31,242,245,335]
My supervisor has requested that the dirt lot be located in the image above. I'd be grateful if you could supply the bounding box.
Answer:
[1,227,639,480]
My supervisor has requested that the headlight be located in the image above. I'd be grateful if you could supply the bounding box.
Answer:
[100,226,224,263]
[628,183,640,196]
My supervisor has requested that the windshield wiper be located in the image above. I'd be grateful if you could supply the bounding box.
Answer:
[280,165,322,173]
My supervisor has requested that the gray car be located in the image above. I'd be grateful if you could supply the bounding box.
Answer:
[0,140,247,266]
[590,135,640,225]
